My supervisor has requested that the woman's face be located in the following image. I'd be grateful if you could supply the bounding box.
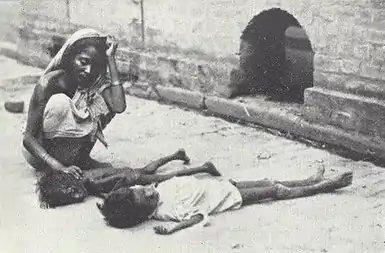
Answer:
[71,45,104,87]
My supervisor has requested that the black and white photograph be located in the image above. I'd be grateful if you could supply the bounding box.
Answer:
[0,0,383,252]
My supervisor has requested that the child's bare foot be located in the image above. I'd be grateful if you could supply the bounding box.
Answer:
[203,162,221,177]
[311,171,353,194]
[175,149,190,164]
[328,171,353,189]
[308,167,325,183]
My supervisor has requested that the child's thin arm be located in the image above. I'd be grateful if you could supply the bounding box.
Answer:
[153,214,204,235]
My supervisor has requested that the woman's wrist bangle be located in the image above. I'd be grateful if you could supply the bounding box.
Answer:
[41,153,50,164]
[112,80,121,86]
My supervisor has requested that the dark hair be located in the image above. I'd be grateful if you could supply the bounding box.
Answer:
[61,37,108,72]
[36,170,88,208]
[97,187,153,228]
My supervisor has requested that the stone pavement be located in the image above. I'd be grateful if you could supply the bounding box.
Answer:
[0,56,384,253]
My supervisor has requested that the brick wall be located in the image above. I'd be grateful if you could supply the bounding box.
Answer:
[15,0,385,95]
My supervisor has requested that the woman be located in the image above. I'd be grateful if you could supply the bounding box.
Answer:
[23,28,126,179]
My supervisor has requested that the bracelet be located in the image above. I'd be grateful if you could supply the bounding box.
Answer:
[112,80,121,86]
[41,153,50,164]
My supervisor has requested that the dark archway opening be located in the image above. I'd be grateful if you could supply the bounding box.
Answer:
[231,8,314,103]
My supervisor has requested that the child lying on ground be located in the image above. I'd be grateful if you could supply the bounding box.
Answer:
[37,149,221,207]
[97,166,353,234]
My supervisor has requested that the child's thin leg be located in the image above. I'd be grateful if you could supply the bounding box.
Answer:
[88,162,221,195]
[237,186,278,205]
[237,171,352,205]
[276,171,353,200]
[137,149,190,174]
[173,162,221,176]
[276,167,325,187]
[84,166,142,195]
[84,174,124,196]
[233,167,325,188]
[232,179,276,188]
[137,162,221,185]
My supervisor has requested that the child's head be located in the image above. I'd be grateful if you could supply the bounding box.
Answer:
[97,184,160,228]
[37,170,88,208]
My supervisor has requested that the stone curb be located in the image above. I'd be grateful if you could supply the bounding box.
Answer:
[205,95,385,161]
[155,86,205,109]
[0,42,48,69]
[124,85,385,161]
[125,85,160,101]
[0,42,19,60]
[205,96,298,131]
[295,119,385,160]
[2,75,41,86]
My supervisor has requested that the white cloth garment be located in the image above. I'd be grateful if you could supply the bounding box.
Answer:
[42,84,111,145]
[152,176,243,225]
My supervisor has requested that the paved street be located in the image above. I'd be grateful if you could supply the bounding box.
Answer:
[0,56,384,253]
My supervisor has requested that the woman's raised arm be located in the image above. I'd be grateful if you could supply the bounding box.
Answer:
[102,37,126,114]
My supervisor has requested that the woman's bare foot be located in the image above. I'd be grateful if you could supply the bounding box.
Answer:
[175,149,191,164]
[203,162,221,177]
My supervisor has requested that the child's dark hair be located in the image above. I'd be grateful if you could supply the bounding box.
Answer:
[97,187,153,229]
[37,170,88,208]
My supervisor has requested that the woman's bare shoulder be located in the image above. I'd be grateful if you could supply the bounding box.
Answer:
[30,70,71,101]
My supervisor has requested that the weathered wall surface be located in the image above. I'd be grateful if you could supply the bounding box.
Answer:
[0,0,21,42]
[16,0,385,92]
[8,0,385,143]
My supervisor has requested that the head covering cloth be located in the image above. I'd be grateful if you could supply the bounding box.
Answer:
[44,28,108,74]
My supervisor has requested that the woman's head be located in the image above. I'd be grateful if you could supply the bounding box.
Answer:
[62,37,108,87]
[97,185,159,228]
[44,28,110,86]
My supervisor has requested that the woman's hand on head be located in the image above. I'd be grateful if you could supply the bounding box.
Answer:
[59,165,83,180]
[106,35,118,58]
